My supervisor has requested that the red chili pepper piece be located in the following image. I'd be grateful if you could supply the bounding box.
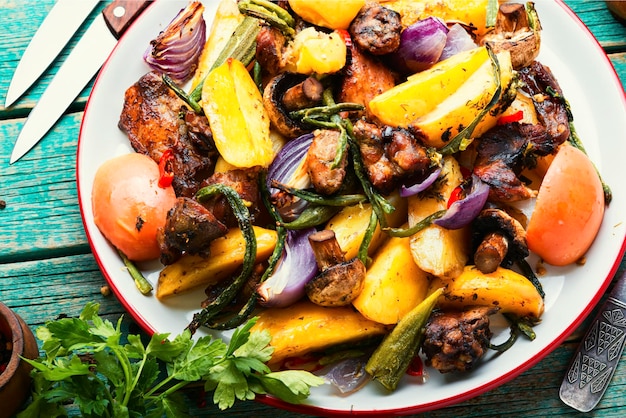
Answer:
[336,29,352,48]
[447,185,464,209]
[406,355,424,377]
[497,110,524,125]
[158,149,175,188]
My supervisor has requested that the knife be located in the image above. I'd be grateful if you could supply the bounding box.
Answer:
[4,0,100,108]
[559,268,626,412]
[9,0,151,165]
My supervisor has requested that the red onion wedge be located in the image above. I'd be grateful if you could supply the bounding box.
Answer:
[391,17,448,74]
[144,1,206,84]
[316,355,372,395]
[257,228,318,308]
[400,167,442,197]
[433,175,490,229]
[267,133,314,221]
[439,23,477,62]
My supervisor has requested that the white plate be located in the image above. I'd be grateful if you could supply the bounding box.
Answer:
[77,0,626,415]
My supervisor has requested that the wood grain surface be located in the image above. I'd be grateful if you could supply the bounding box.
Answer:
[1,1,625,417]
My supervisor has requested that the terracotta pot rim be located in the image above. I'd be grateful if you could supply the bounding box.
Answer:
[0,302,26,387]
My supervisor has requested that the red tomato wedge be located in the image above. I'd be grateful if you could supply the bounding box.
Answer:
[92,153,177,261]
[526,144,605,266]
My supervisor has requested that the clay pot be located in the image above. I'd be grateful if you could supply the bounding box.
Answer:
[606,1,626,24]
[0,302,39,418]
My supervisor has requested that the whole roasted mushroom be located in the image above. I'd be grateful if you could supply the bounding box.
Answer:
[263,72,323,138]
[471,208,529,274]
[481,2,541,70]
[305,229,366,307]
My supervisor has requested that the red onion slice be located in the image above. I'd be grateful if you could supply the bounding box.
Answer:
[391,17,448,74]
[143,1,206,84]
[400,167,442,197]
[433,175,490,229]
[439,23,478,62]
[267,133,314,221]
[257,228,318,308]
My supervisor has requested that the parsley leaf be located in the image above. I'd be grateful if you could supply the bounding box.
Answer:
[17,303,325,417]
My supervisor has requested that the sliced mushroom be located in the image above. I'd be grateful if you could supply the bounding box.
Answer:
[480,2,542,70]
[305,229,366,307]
[263,72,317,138]
[471,208,528,274]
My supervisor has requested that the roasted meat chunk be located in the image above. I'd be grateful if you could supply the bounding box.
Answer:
[422,306,498,373]
[199,167,263,227]
[305,129,348,195]
[157,197,228,265]
[352,120,432,194]
[119,71,217,197]
[473,123,551,202]
[338,43,397,119]
[349,3,402,55]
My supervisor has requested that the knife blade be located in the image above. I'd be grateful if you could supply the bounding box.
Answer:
[4,0,100,108]
[9,0,151,165]
[559,268,626,412]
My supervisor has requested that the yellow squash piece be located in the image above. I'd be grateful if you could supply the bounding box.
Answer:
[288,0,365,30]
[385,0,493,36]
[368,46,489,128]
[441,265,545,319]
[156,226,278,299]
[410,50,515,149]
[352,236,429,325]
[251,300,389,366]
[202,58,275,168]
[325,192,407,261]
[191,0,244,91]
[408,156,470,279]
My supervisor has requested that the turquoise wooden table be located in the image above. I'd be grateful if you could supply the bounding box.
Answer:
[1,1,626,417]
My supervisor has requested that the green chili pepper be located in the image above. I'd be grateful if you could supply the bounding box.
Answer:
[280,205,341,230]
[365,288,443,391]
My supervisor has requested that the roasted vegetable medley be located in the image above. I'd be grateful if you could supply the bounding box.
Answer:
[91,0,610,394]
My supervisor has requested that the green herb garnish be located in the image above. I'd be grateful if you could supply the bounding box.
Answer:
[18,302,324,417]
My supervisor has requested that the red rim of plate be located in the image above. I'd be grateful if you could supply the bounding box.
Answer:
[76,0,626,415]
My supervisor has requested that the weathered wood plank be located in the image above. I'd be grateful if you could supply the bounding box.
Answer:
[565,0,626,51]
[0,113,89,263]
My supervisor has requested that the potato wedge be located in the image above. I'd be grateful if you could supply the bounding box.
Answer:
[190,0,244,91]
[352,236,429,325]
[202,58,275,168]
[325,192,407,261]
[408,156,470,279]
[440,265,545,319]
[368,46,489,128]
[251,300,389,366]
[410,50,515,149]
[156,226,278,299]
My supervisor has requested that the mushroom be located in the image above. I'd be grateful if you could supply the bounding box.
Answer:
[480,2,542,70]
[305,229,366,307]
[263,72,322,138]
[471,208,529,274]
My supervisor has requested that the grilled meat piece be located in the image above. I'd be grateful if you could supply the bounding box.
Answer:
[518,60,570,145]
[157,197,228,265]
[199,167,263,228]
[305,129,348,195]
[473,123,551,202]
[338,43,397,119]
[119,71,218,197]
[352,120,432,194]
[349,3,402,55]
[422,306,498,373]
[256,26,288,85]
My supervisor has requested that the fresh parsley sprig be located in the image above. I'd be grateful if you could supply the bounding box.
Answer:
[18,302,324,417]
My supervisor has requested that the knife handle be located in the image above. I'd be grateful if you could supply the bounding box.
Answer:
[102,0,152,39]
[559,269,626,412]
